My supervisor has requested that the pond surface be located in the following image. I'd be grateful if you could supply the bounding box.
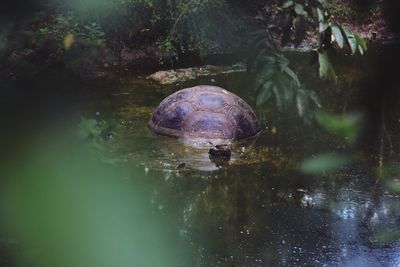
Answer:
[81,65,400,265]
[2,46,400,266]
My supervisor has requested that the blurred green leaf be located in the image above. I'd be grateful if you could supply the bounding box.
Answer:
[378,163,400,180]
[373,230,400,244]
[301,152,351,174]
[385,179,400,192]
[315,111,362,144]
[0,137,188,267]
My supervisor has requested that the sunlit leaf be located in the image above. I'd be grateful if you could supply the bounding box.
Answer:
[317,8,324,22]
[318,51,337,82]
[294,3,306,15]
[355,34,367,54]
[300,152,351,174]
[282,0,294,8]
[342,26,357,55]
[319,22,329,33]
[355,34,368,51]
[331,25,344,48]
[358,45,364,55]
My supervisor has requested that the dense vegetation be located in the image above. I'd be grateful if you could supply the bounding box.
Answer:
[2,1,397,113]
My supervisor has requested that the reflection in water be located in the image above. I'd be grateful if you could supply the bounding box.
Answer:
[147,166,400,266]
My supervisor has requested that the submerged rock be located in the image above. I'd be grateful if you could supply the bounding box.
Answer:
[146,63,246,85]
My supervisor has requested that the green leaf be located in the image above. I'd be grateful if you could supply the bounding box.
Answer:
[294,3,306,15]
[306,90,322,108]
[318,51,337,82]
[254,54,276,68]
[315,111,362,144]
[355,34,367,54]
[317,8,324,22]
[259,56,277,64]
[296,90,308,117]
[385,179,400,192]
[300,152,351,174]
[272,84,283,111]
[319,22,329,33]
[342,26,357,55]
[358,45,364,55]
[275,72,293,104]
[359,36,368,51]
[256,81,273,107]
[255,65,275,90]
[275,53,290,65]
[373,230,400,244]
[282,65,301,87]
[251,48,267,69]
[282,0,294,8]
[331,25,344,48]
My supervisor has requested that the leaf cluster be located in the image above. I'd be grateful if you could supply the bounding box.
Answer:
[250,0,368,119]
[278,0,326,47]
[315,6,367,81]
[38,14,106,47]
[160,0,246,58]
[249,25,321,120]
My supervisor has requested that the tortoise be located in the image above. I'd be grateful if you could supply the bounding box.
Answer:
[148,85,261,151]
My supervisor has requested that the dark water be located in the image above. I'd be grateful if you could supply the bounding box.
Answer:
[79,70,400,265]
[2,46,400,266]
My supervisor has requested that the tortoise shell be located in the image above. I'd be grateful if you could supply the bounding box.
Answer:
[148,85,260,140]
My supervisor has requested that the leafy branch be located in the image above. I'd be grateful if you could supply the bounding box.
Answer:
[250,0,367,120]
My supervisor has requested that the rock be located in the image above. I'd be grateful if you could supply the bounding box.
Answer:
[146,63,246,85]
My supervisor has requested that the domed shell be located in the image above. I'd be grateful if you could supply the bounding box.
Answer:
[148,85,260,140]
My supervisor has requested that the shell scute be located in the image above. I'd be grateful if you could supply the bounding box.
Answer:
[157,102,193,130]
[195,92,226,110]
